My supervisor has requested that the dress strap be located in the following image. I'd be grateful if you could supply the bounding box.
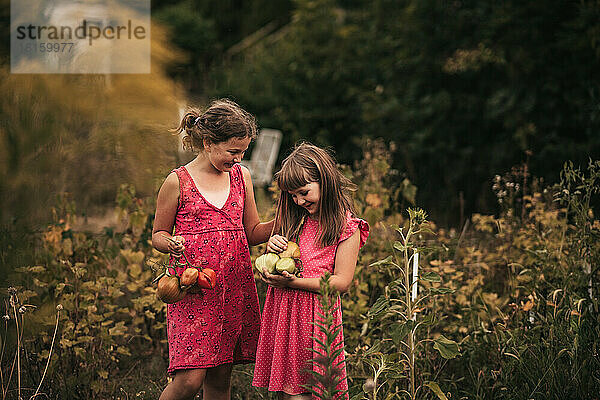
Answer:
[171,167,193,209]
[229,163,246,205]
[171,166,190,187]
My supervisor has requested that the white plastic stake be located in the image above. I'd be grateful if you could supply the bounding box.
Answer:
[411,251,419,303]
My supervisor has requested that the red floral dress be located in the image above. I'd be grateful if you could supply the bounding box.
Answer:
[252,212,369,397]
[166,164,261,373]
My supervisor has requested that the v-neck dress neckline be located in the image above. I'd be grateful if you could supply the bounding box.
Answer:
[182,165,232,211]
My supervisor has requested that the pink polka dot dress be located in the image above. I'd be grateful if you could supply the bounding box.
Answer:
[252,212,369,397]
[166,164,261,374]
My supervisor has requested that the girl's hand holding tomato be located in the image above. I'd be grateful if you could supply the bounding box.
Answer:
[167,235,185,257]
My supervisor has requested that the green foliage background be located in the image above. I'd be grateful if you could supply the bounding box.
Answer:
[2,148,599,399]
[205,0,600,224]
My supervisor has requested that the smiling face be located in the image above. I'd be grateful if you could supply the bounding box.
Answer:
[204,136,251,172]
[288,181,321,216]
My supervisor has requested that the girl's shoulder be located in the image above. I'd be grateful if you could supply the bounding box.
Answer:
[162,168,182,188]
[163,166,193,195]
[237,163,251,185]
[169,165,188,179]
[338,211,370,248]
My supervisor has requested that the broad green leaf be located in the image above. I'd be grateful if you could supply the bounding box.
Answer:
[391,320,413,346]
[420,271,442,282]
[421,313,435,327]
[128,262,142,278]
[120,249,145,265]
[389,278,405,291]
[17,265,46,273]
[109,321,127,336]
[19,290,38,301]
[33,278,48,288]
[393,241,410,252]
[424,381,449,400]
[368,295,389,319]
[430,287,455,294]
[433,335,460,359]
[369,256,394,268]
[364,341,382,356]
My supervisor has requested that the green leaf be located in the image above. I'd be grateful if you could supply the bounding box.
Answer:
[117,346,131,356]
[424,381,449,400]
[421,271,442,282]
[393,241,409,252]
[420,313,435,327]
[128,263,142,278]
[364,341,382,356]
[433,335,460,359]
[369,256,394,267]
[430,287,455,294]
[108,321,127,336]
[367,295,389,319]
[391,320,413,346]
[389,277,405,291]
[17,265,46,273]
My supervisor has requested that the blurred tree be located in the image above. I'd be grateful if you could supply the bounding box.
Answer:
[153,0,293,91]
[210,0,365,160]
[154,1,218,90]
[0,0,8,60]
[0,25,182,227]
[209,0,600,225]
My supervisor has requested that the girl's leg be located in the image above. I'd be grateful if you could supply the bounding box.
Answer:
[159,368,206,400]
[203,363,233,400]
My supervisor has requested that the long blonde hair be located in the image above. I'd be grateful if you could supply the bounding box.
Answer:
[275,142,356,248]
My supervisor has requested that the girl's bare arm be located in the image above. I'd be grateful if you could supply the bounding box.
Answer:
[152,173,184,255]
[241,166,275,246]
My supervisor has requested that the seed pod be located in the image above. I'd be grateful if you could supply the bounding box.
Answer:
[279,241,301,259]
[180,267,199,286]
[275,257,297,275]
[157,275,185,304]
[255,253,280,274]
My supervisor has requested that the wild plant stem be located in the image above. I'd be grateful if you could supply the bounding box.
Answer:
[1,305,7,400]
[394,226,416,400]
[527,350,563,398]
[401,227,416,400]
[30,308,61,400]
[12,300,21,400]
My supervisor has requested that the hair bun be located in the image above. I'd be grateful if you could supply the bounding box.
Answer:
[184,113,199,130]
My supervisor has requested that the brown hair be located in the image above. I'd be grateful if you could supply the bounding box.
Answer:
[174,99,258,152]
[274,142,357,248]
